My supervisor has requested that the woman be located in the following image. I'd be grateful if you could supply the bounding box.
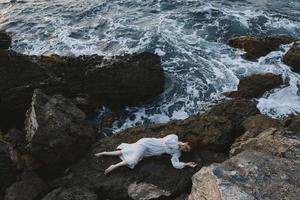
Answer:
[95,134,197,175]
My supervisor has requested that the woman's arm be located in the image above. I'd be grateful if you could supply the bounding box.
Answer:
[170,152,197,169]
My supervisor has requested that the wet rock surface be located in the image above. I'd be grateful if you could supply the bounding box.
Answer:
[224,73,283,99]
[228,36,296,59]
[0,51,164,131]
[283,42,300,73]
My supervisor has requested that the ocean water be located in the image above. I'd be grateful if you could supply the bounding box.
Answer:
[1,0,300,134]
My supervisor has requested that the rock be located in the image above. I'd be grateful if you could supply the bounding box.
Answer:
[84,52,164,105]
[228,36,296,59]
[188,150,300,200]
[41,187,98,200]
[0,140,16,198]
[230,128,300,158]
[128,182,171,200]
[230,114,283,151]
[0,51,164,131]
[51,99,258,200]
[4,171,48,200]
[200,99,260,142]
[283,42,300,73]
[0,32,11,50]
[24,89,95,174]
[224,73,283,99]
[242,114,283,134]
[2,129,40,170]
[284,114,300,132]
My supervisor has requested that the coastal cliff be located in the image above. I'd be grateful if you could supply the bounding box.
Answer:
[1,32,300,200]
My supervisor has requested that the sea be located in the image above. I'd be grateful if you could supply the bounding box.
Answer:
[1,0,300,134]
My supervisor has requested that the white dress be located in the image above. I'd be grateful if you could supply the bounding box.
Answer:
[117,134,185,169]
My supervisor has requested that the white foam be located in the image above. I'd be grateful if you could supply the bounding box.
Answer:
[2,0,300,133]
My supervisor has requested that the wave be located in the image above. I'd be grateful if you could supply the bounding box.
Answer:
[1,0,300,134]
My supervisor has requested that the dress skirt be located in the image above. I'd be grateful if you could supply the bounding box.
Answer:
[117,142,146,169]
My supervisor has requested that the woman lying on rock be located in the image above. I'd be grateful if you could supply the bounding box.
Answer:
[95,134,197,175]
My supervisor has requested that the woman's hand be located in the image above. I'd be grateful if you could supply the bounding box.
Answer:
[185,162,197,168]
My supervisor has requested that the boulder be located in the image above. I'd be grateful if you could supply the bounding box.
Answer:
[0,51,164,131]
[0,32,11,50]
[41,187,98,200]
[228,36,296,59]
[188,150,300,200]
[4,172,48,200]
[224,73,283,99]
[24,89,95,174]
[230,128,300,158]
[283,42,300,73]
[50,99,258,200]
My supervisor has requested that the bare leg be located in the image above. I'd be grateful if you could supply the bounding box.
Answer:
[94,150,122,157]
[104,160,127,175]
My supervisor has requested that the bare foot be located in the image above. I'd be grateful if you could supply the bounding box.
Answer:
[94,152,105,157]
[104,165,115,175]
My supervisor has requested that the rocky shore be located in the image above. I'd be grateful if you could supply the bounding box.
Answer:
[1,32,300,200]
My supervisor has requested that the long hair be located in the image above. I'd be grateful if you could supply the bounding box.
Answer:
[183,135,203,151]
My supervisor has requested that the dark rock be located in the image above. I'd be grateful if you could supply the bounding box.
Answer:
[84,52,164,105]
[0,140,16,198]
[2,129,40,171]
[0,51,164,131]
[4,171,48,200]
[188,150,300,200]
[41,187,98,200]
[224,73,283,99]
[228,36,296,59]
[51,99,258,200]
[0,32,11,50]
[283,42,300,73]
[24,89,95,174]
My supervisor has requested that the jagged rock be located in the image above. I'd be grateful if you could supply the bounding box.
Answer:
[188,150,300,200]
[228,36,296,59]
[41,187,98,200]
[24,89,95,174]
[283,42,300,73]
[224,73,283,99]
[0,32,11,50]
[50,99,258,200]
[230,128,300,158]
[4,172,48,200]
[0,51,164,131]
